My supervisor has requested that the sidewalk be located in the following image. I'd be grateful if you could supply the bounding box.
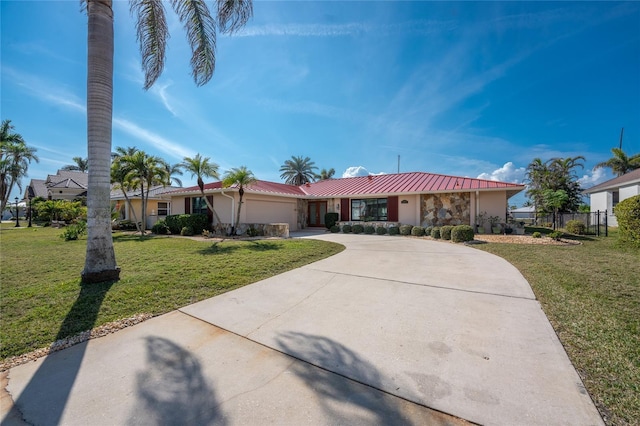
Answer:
[2,234,603,425]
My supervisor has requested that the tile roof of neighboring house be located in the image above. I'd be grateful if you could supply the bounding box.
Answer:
[46,170,89,188]
[110,185,181,199]
[168,171,524,198]
[300,172,525,197]
[582,168,640,194]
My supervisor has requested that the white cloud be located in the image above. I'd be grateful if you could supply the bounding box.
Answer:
[342,166,386,178]
[477,162,526,183]
[579,168,609,189]
[113,118,195,160]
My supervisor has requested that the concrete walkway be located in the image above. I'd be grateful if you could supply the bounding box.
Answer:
[2,233,603,425]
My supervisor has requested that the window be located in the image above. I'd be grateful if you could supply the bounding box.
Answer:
[351,198,387,221]
[157,202,169,216]
[192,197,208,215]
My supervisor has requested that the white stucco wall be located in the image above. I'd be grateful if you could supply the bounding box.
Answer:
[478,191,507,222]
[398,194,419,225]
[245,195,298,231]
[620,183,640,200]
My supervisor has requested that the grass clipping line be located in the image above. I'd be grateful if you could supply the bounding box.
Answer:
[0,313,153,372]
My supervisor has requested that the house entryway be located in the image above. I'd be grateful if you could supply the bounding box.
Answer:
[308,201,327,227]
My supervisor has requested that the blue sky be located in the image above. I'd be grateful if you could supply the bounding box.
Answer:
[2,1,639,207]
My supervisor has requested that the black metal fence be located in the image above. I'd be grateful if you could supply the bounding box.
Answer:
[535,210,609,236]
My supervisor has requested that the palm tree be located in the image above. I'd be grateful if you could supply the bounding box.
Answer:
[81,0,252,283]
[180,153,222,225]
[317,167,335,181]
[1,119,39,213]
[222,166,256,234]
[163,162,184,187]
[110,155,142,230]
[594,148,640,177]
[120,150,168,234]
[279,155,318,185]
[62,157,89,172]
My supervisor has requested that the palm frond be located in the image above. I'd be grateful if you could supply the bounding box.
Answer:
[130,0,169,90]
[216,0,253,34]
[170,0,216,86]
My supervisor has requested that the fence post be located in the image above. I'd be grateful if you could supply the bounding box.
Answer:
[596,210,600,237]
[605,210,608,237]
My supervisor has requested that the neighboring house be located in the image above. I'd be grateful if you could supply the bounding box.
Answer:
[511,205,536,221]
[24,170,88,201]
[111,185,179,229]
[583,168,640,227]
[166,171,525,232]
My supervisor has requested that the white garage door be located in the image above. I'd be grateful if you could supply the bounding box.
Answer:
[246,199,296,230]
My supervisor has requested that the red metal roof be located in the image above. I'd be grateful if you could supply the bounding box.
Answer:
[300,172,524,197]
[165,172,524,198]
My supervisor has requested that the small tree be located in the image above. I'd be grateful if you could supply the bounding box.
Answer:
[615,195,640,247]
[222,166,256,235]
[543,189,569,230]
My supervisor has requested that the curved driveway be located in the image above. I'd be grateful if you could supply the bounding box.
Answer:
[4,233,603,425]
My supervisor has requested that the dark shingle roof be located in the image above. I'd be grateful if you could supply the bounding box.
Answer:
[582,168,640,194]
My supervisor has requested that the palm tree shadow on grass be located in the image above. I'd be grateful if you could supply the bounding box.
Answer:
[9,280,116,425]
[199,240,281,255]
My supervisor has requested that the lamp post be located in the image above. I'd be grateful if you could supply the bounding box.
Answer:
[28,194,33,227]
[14,197,20,227]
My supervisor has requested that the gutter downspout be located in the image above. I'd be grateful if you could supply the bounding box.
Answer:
[220,190,235,230]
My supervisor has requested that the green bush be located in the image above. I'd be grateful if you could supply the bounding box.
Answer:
[353,224,364,234]
[325,212,339,230]
[364,225,375,234]
[330,225,340,233]
[115,220,138,231]
[342,224,352,233]
[451,225,474,243]
[615,195,640,247]
[440,225,454,240]
[376,226,387,235]
[548,231,563,241]
[165,214,208,235]
[180,226,194,236]
[246,227,260,237]
[151,220,170,235]
[411,226,425,236]
[388,226,399,235]
[431,227,441,239]
[532,231,542,238]
[565,220,586,235]
[60,221,87,241]
[399,224,413,235]
[424,226,433,236]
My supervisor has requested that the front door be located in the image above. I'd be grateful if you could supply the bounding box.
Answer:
[308,201,327,227]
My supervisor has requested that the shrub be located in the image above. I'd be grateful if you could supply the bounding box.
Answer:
[364,225,375,234]
[615,195,640,247]
[440,225,454,240]
[376,226,387,235]
[399,225,413,236]
[60,221,87,241]
[411,226,425,236]
[165,214,208,235]
[115,220,138,231]
[246,227,260,237]
[424,226,433,236]
[325,212,339,230]
[353,224,364,234]
[388,226,399,235]
[548,231,563,241]
[330,225,340,233]
[342,224,352,233]
[430,227,441,239]
[532,232,542,238]
[151,220,170,235]
[451,225,474,243]
[565,220,586,235]
[180,226,194,236]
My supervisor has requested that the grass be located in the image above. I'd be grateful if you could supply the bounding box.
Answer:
[0,223,344,361]
[474,227,639,425]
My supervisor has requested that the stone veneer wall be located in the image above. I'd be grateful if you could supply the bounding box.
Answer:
[297,199,308,229]
[211,223,289,238]
[421,193,470,227]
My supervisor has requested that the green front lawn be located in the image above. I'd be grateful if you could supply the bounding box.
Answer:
[475,229,639,425]
[0,224,344,361]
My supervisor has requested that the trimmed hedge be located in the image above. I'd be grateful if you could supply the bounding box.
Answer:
[342,224,352,233]
[400,225,413,236]
[431,227,441,239]
[615,195,640,247]
[565,220,586,235]
[352,224,364,234]
[440,225,454,240]
[165,214,209,235]
[388,226,399,235]
[330,225,340,233]
[325,212,339,230]
[364,225,375,234]
[151,220,170,235]
[451,225,474,242]
[411,226,425,236]
[375,226,387,235]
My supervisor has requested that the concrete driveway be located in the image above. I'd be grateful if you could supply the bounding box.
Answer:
[2,233,603,425]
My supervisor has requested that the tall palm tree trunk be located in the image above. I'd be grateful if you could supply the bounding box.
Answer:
[82,0,120,283]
